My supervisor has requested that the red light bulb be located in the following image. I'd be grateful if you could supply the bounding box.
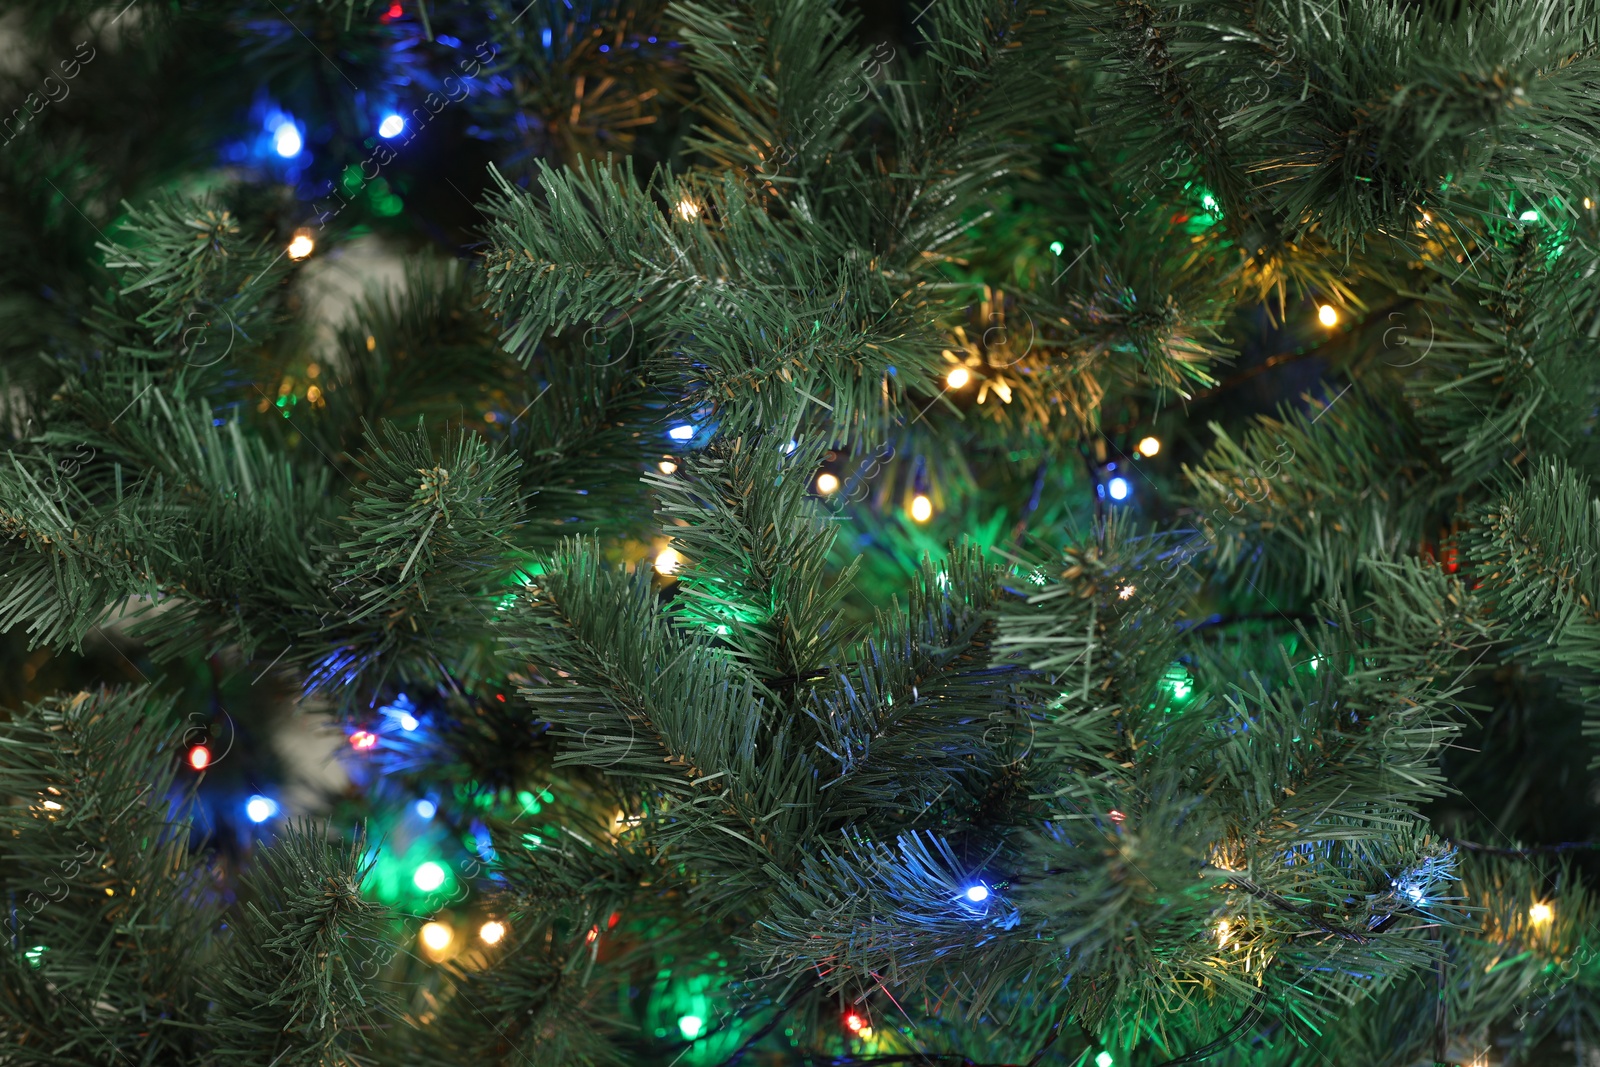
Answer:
[845,1014,863,1032]
[350,730,378,751]
[187,745,211,770]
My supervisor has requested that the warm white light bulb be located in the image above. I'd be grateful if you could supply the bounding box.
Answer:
[658,459,678,474]
[1530,902,1553,924]
[479,920,506,945]
[287,231,315,261]
[1137,436,1161,457]
[420,921,452,951]
[910,495,932,523]
[676,200,699,220]
[654,547,681,576]
[816,472,840,495]
[946,366,971,389]
[1317,304,1338,327]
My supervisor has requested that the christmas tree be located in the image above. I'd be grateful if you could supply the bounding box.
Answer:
[2,0,1600,1064]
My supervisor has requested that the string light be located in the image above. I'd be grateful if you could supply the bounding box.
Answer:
[414,799,436,819]
[420,921,452,952]
[1096,1053,1115,1067]
[679,1015,705,1040]
[1137,436,1161,457]
[964,884,989,903]
[676,200,699,220]
[349,730,377,750]
[1107,477,1130,501]
[413,861,446,892]
[245,795,279,823]
[946,366,971,389]
[1217,919,1231,947]
[187,745,211,770]
[658,458,678,474]
[1530,902,1553,924]
[287,230,315,261]
[1317,304,1338,327]
[397,711,419,731]
[1049,240,1064,255]
[479,920,506,945]
[910,494,933,523]
[378,113,405,138]
[1586,198,1594,210]
[845,1014,864,1032]
[654,547,681,575]
[816,472,840,495]
[1518,209,1538,222]
[668,424,695,441]
[1118,584,1136,600]
[272,122,302,158]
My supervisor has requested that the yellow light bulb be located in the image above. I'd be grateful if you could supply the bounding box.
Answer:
[676,200,699,220]
[420,921,453,952]
[816,472,840,495]
[658,459,678,474]
[910,495,932,523]
[1136,436,1161,457]
[654,547,681,576]
[946,366,971,389]
[1530,902,1553,924]
[1217,919,1230,947]
[287,230,315,261]
[479,920,506,945]
[1317,304,1338,327]
[1587,198,1595,210]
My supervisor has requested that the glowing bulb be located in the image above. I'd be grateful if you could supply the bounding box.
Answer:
[816,472,840,495]
[1406,885,1424,903]
[187,745,211,771]
[946,366,971,389]
[654,547,680,576]
[420,921,452,951]
[287,231,315,261]
[1317,304,1338,327]
[910,494,932,523]
[273,123,302,158]
[1518,209,1538,222]
[1530,902,1553,924]
[845,1014,864,1032]
[1217,919,1230,946]
[479,920,506,945]
[245,795,279,823]
[679,1015,705,1039]
[1096,1052,1115,1067]
[1136,436,1161,457]
[1586,198,1594,210]
[668,424,695,441]
[40,800,61,811]
[1107,477,1130,501]
[414,799,436,819]
[413,861,446,892]
[1118,584,1135,600]
[397,712,419,731]
[349,730,377,750]
[658,459,678,474]
[676,200,699,220]
[965,884,989,903]
[378,113,405,138]
[860,1027,875,1039]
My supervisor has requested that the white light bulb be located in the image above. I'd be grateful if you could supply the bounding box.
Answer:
[1108,477,1130,501]
[414,799,436,819]
[668,424,695,441]
[378,114,405,138]
[965,884,989,903]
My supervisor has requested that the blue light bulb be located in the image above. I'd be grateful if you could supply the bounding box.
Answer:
[245,795,279,823]
[1108,477,1130,501]
[272,123,302,158]
[378,114,405,139]
[415,799,436,819]
[965,884,989,903]
[668,424,695,441]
